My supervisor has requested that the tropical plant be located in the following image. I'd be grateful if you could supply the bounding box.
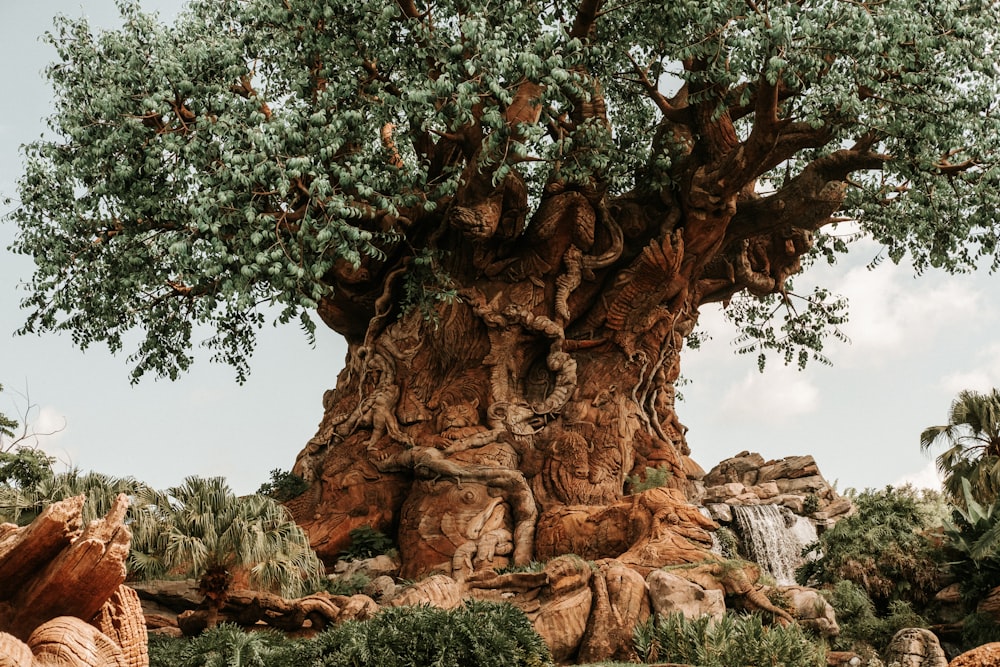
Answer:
[129,476,325,628]
[633,612,824,667]
[822,580,928,656]
[796,486,945,611]
[921,389,1000,506]
[0,466,145,526]
[942,478,1000,607]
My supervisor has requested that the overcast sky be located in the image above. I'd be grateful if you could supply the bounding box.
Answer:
[2,1,995,494]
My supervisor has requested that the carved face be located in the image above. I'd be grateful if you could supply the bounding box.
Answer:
[436,400,480,433]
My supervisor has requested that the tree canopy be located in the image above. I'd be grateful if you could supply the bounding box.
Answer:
[10,0,1000,381]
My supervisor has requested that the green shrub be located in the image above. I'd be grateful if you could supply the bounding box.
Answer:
[324,572,371,596]
[304,599,553,667]
[823,580,929,655]
[633,612,825,667]
[627,465,673,493]
[339,525,396,561]
[257,469,308,502]
[802,493,820,515]
[961,612,1000,648]
[796,486,945,611]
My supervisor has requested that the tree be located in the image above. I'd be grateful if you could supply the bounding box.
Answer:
[921,389,1000,505]
[10,0,1000,575]
[129,476,325,628]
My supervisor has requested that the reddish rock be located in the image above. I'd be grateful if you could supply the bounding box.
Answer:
[949,642,1000,667]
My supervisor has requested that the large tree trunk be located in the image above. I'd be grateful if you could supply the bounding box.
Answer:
[288,188,747,578]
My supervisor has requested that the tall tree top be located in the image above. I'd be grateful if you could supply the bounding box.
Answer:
[10,0,1000,380]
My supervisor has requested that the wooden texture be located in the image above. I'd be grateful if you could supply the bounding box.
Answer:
[0,495,147,667]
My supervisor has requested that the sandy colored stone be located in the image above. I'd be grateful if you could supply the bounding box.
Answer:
[647,569,725,621]
[950,642,1000,667]
[884,628,948,667]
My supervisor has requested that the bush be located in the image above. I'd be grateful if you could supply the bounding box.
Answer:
[796,486,945,611]
[339,525,396,561]
[627,465,673,493]
[302,600,553,667]
[151,600,553,667]
[823,580,929,656]
[633,612,825,667]
[257,469,308,502]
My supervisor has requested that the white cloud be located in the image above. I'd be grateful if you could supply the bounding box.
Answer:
[941,343,1000,394]
[719,365,819,425]
[893,460,942,491]
[833,264,983,363]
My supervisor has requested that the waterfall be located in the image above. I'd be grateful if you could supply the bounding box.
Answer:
[731,504,818,585]
[698,506,724,555]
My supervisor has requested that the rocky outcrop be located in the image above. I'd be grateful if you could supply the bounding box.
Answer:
[0,495,148,667]
[647,569,725,621]
[774,585,839,638]
[701,451,852,523]
[950,642,1000,667]
[884,628,948,667]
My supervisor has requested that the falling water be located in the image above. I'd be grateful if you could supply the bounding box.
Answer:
[731,504,818,585]
[698,506,724,555]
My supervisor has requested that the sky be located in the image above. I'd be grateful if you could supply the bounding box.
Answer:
[1,1,996,495]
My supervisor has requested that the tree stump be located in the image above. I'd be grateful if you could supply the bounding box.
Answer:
[0,495,148,667]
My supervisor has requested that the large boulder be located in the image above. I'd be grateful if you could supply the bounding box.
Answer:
[949,642,1000,667]
[884,628,948,667]
[646,569,724,621]
[777,585,839,638]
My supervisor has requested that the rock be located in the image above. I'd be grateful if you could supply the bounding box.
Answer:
[977,586,1000,623]
[884,627,948,667]
[647,570,725,621]
[779,585,839,637]
[130,580,201,613]
[334,554,399,579]
[757,456,820,483]
[578,561,650,663]
[703,451,766,487]
[751,482,780,500]
[365,575,397,602]
[950,642,1000,667]
[705,503,732,523]
[827,651,862,666]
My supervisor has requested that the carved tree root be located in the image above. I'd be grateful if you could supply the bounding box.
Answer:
[176,591,378,636]
[0,495,147,667]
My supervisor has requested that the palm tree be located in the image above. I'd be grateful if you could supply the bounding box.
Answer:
[921,388,1000,505]
[0,466,146,525]
[129,476,325,628]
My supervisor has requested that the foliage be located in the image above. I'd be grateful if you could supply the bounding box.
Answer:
[633,612,824,667]
[323,572,371,596]
[942,478,1000,606]
[802,493,820,516]
[128,476,325,601]
[256,468,308,502]
[0,447,55,492]
[0,466,145,526]
[10,0,1000,381]
[626,465,672,494]
[339,525,396,561]
[921,388,1000,506]
[960,612,1000,649]
[0,384,18,441]
[148,602,552,667]
[303,600,553,667]
[796,486,945,611]
[822,580,928,655]
[714,526,740,560]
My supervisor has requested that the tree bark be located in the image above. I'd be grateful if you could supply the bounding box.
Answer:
[288,185,748,578]
[0,495,148,667]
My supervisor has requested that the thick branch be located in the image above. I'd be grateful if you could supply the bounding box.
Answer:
[725,148,890,243]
